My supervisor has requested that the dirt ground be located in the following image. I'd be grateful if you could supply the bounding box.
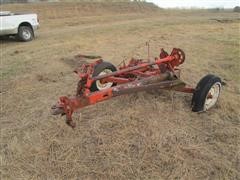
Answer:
[1,2,240,179]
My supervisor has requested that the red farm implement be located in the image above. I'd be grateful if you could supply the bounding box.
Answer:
[51,48,222,128]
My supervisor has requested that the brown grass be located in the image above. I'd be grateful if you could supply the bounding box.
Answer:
[1,2,240,179]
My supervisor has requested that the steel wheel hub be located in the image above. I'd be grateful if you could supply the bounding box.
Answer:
[96,69,113,90]
[204,82,221,110]
[22,30,31,39]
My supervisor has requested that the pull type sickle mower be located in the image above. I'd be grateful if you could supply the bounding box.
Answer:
[51,48,222,128]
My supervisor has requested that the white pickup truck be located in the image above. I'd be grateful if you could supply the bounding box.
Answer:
[0,11,39,42]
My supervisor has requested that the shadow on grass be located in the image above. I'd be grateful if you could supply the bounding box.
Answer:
[0,35,19,43]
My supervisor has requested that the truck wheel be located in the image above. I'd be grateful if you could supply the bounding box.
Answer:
[90,61,117,92]
[192,74,222,112]
[17,26,34,42]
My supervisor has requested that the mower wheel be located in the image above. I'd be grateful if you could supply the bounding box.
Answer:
[90,61,117,92]
[192,74,221,112]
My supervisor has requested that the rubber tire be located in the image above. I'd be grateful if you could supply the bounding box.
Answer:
[192,74,221,112]
[17,26,34,42]
[90,61,117,92]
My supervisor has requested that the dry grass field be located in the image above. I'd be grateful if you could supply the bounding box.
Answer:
[1,2,240,179]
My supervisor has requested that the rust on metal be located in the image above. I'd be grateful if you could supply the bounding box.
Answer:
[112,79,186,96]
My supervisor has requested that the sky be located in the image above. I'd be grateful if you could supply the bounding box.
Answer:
[146,0,240,8]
